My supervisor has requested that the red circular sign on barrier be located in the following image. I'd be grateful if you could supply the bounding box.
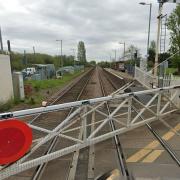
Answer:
[0,119,32,165]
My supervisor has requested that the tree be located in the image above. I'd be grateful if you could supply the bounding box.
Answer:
[125,45,140,60]
[125,45,141,67]
[77,41,86,65]
[10,52,77,70]
[97,61,111,68]
[89,61,96,66]
[167,5,180,74]
[148,40,156,67]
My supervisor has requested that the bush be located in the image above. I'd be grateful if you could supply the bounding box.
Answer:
[0,100,13,112]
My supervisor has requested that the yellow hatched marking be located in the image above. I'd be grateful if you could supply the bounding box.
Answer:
[126,149,152,163]
[162,123,180,141]
[127,123,180,163]
[142,150,164,163]
[174,123,180,131]
[145,140,159,149]
[162,131,174,141]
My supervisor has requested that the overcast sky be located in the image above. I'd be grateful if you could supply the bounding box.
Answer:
[0,0,177,61]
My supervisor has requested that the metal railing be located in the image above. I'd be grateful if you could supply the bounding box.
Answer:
[134,66,156,88]
[0,85,180,179]
[135,66,180,87]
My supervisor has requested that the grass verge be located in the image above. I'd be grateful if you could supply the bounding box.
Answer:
[0,70,85,112]
[24,70,85,106]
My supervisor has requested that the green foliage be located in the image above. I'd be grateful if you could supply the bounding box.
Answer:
[124,60,135,66]
[167,5,180,73]
[0,100,14,112]
[147,60,154,68]
[0,50,8,55]
[165,68,177,75]
[10,52,77,71]
[125,45,139,60]
[97,61,111,68]
[171,55,180,75]
[159,53,171,63]
[127,45,138,54]
[26,71,83,90]
[77,41,87,64]
[89,61,96,66]
[147,41,170,68]
[148,40,156,65]
[24,70,83,105]
[0,69,85,111]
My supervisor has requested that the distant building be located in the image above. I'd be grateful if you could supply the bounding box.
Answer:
[32,64,55,80]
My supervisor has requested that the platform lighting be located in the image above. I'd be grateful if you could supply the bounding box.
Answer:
[139,2,152,60]
[119,42,126,61]
[56,40,63,68]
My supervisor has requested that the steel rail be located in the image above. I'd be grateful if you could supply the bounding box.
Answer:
[98,68,131,179]
[146,123,180,166]
[65,69,94,180]
[32,69,94,180]
[29,68,94,124]
[132,105,180,166]
[0,69,93,173]
[0,69,94,177]
[105,68,180,169]
[1,69,180,179]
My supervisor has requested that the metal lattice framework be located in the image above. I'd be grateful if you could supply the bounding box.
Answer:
[0,85,180,179]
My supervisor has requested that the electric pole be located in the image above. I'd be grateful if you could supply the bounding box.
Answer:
[119,42,126,61]
[33,46,36,55]
[71,48,76,67]
[33,46,36,61]
[56,40,63,68]
[112,49,117,62]
[0,27,3,52]
[154,2,163,87]
[61,40,63,67]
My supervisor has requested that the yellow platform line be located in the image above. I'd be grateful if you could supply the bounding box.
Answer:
[126,149,152,163]
[142,150,164,163]
[127,123,180,163]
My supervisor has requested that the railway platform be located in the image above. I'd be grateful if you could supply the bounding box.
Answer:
[106,68,180,179]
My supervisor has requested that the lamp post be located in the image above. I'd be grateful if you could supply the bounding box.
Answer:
[119,42,126,61]
[0,26,3,52]
[139,2,152,60]
[112,49,117,62]
[154,2,164,87]
[108,52,112,68]
[33,46,36,61]
[56,40,63,68]
[71,48,76,67]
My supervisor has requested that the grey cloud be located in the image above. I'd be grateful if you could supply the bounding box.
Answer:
[0,0,177,60]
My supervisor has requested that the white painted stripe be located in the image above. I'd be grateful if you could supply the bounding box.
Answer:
[105,68,123,80]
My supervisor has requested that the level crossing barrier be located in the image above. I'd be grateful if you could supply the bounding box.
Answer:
[0,85,180,179]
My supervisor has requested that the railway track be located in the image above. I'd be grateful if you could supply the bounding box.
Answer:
[98,68,131,179]
[31,68,95,180]
[103,68,180,171]
[3,67,179,180]
[66,67,103,180]
[64,67,130,180]
[32,69,94,180]
[5,68,94,180]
